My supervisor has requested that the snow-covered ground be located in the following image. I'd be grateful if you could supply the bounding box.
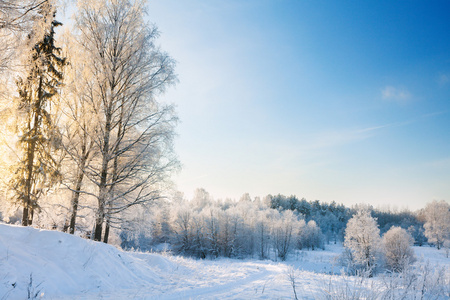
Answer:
[1,223,449,299]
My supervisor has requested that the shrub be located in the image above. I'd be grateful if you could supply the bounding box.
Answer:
[383,226,416,272]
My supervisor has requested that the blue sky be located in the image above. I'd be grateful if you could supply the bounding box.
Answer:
[147,0,450,210]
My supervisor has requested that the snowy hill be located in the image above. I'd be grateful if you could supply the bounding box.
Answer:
[0,223,168,299]
[0,223,298,299]
[1,223,449,299]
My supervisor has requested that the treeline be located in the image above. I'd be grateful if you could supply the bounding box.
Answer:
[121,192,325,261]
[268,194,426,246]
[372,208,426,245]
[268,194,350,243]
[119,189,437,261]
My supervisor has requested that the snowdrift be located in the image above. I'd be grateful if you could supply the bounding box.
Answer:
[0,223,175,299]
[0,223,300,299]
[0,223,274,299]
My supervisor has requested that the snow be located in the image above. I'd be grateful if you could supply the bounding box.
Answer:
[1,223,449,299]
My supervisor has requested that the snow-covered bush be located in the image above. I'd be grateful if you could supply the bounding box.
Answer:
[344,208,382,275]
[322,261,450,300]
[379,261,450,299]
[297,220,324,250]
[320,269,380,300]
[382,226,415,272]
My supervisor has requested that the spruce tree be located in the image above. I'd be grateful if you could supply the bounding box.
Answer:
[10,3,66,226]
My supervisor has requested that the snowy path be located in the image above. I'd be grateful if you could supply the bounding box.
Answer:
[91,257,328,299]
[84,258,295,300]
[159,262,287,300]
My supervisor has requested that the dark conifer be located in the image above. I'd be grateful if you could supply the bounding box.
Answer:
[10,3,66,226]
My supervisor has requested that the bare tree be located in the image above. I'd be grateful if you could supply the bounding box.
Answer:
[423,200,450,249]
[273,210,297,261]
[0,1,49,30]
[0,0,49,77]
[58,30,97,234]
[74,0,177,242]
[60,87,96,234]
[256,210,270,259]
[172,203,194,253]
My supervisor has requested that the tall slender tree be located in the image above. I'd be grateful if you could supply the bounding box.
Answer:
[9,1,66,226]
[58,30,97,234]
[74,0,177,241]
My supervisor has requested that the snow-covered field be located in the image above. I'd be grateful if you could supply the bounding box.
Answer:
[1,223,449,299]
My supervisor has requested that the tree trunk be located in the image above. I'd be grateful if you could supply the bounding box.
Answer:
[21,207,29,226]
[93,212,103,241]
[94,108,111,241]
[102,99,122,244]
[22,76,43,226]
[94,162,108,241]
[69,143,88,234]
[103,220,110,243]
[29,208,34,225]
[69,180,82,234]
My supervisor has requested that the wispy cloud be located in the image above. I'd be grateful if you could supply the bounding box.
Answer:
[265,125,385,170]
[300,115,436,153]
[306,127,375,150]
[307,111,447,152]
[422,110,448,118]
[381,86,412,104]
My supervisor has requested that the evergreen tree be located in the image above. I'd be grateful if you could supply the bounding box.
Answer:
[9,2,66,226]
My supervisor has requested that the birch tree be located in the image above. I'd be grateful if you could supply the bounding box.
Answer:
[423,200,450,249]
[255,210,270,259]
[59,29,97,234]
[172,203,194,253]
[273,210,297,261]
[74,0,177,242]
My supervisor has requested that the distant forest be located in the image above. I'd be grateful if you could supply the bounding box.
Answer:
[120,189,431,260]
